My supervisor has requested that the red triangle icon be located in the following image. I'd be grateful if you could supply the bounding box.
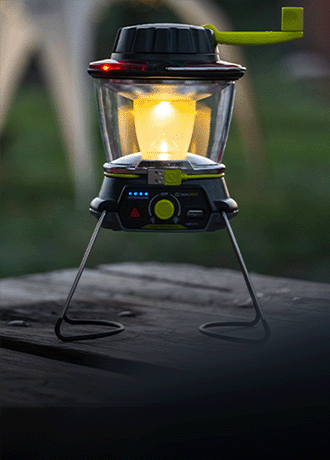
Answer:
[129,207,141,218]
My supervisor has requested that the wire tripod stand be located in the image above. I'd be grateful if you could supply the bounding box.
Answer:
[55,210,125,342]
[55,210,270,344]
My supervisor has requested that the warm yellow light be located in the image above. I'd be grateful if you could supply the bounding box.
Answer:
[133,97,196,161]
[159,141,168,152]
[154,101,172,119]
[158,153,170,160]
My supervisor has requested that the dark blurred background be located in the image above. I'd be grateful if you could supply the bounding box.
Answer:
[1,0,329,282]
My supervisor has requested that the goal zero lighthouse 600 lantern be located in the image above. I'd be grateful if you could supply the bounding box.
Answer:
[55,8,303,343]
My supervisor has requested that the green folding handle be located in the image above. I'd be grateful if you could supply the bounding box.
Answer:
[204,7,303,45]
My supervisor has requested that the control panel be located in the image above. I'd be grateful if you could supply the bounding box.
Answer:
[118,185,211,230]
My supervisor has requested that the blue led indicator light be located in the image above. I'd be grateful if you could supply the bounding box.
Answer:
[139,192,143,196]
[128,192,132,196]
[134,192,138,196]
[145,192,149,196]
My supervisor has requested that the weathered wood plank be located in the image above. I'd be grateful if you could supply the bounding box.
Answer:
[1,262,329,373]
[2,262,329,315]
[1,263,329,459]
[0,347,149,407]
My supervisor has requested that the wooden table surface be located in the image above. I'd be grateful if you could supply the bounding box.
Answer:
[1,262,329,458]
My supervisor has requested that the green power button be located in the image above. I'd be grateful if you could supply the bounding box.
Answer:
[154,199,175,220]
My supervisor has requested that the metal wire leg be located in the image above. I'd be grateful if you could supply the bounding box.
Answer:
[55,210,125,342]
[199,211,270,344]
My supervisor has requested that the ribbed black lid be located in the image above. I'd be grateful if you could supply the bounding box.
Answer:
[89,23,245,80]
[111,23,217,62]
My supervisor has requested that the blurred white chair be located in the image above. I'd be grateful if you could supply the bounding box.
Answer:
[0,0,263,205]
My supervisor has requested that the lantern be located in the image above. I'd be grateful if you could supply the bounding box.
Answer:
[55,8,303,343]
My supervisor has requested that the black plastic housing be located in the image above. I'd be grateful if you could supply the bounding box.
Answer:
[89,174,238,232]
[88,23,245,80]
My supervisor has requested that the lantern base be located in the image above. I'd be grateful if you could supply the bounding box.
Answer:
[55,164,269,343]
[89,167,238,232]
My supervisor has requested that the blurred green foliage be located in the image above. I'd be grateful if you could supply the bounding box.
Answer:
[1,0,329,282]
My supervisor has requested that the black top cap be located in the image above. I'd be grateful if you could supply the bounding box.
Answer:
[112,23,217,62]
[88,23,245,80]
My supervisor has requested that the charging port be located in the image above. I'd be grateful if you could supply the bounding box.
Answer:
[186,209,204,219]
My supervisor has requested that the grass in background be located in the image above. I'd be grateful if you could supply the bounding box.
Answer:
[1,56,329,282]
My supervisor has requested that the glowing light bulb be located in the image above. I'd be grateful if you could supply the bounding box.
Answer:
[133,96,196,161]
[154,101,173,119]
[159,141,168,152]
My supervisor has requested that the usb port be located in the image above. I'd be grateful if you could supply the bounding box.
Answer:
[148,169,165,184]
[186,209,204,219]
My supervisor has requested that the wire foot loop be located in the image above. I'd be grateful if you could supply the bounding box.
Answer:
[199,212,270,344]
[55,316,125,342]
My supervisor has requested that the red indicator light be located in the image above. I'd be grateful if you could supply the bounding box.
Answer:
[101,64,111,71]
[89,60,148,73]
